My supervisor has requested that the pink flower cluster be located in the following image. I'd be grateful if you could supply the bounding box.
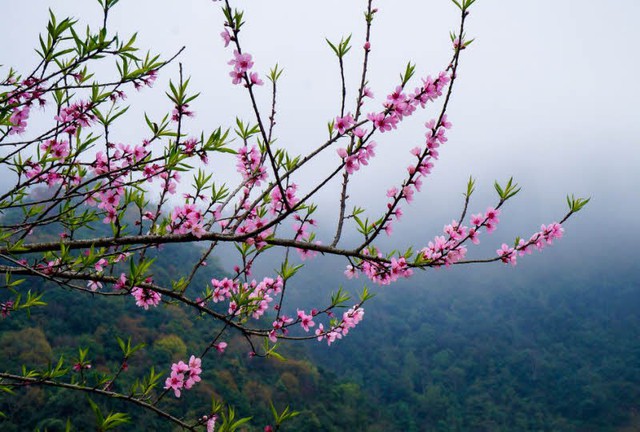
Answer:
[85,139,163,225]
[270,183,299,215]
[1,301,14,319]
[131,287,161,309]
[293,214,316,240]
[164,355,202,398]
[206,415,217,432]
[179,136,209,164]
[221,29,232,47]
[498,222,564,266]
[210,277,238,303]
[72,362,91,372]
[87,280,102,291]
[292,213,321,261]
[168,204,206,238]
[315,305,365,345]
[93,181,125,224]
[6,77,46,135]
[346,248,414,285]
[382,115,452,235]
[132,69,157,90]
[335,114,355,135]
[94,142,149,173]
[422,208,500,267]
[360,252,414,286]
[367,72,450,134]
[210,276,283,320]
[9,106,30,135]
[269,315,294,342]
[336,142,376,175]
[228,50,262,86]
[235,209,272,249]
[244,277,281,319]
[40,139,70,160]
[296,241,321,261]
[421,233,468,267]
[160,171,180,195]
[22,161,42,181]
[171,103,195,122]
[36,258,61,275]
[214,342,228,353]
[297,309,315,332]
[54,100,96,135]
[236,145,267,186]
[114,273,128,290]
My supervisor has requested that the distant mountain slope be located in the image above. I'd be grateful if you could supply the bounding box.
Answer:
[309,251,640,431]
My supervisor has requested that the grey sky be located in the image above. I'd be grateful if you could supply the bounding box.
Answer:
[3,0,639,255]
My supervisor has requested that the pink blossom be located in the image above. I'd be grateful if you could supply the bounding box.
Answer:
[114,273,127,290]
[497,244,517,266]
[485,207,501,224]
[24,163,42,180]
[94,258,108,272]
[188,355,202,375]
[296,241,321,261]
[40,139,70,160]
[229,69,244,85]
[164,371,184,398]
[335,113,354,134]
[344,265,359,279]
[207,416,217,432]
[270,183,299,215]
[228,50,254,73]
[131,287,161,309]
[236,146,267,185]
[184,356,202,389]
[249,72,263,86]
[470,213,484,226]
[141,70,157,88]
[353,127,367,138]
[468,228,480,245]
[73,362,91,372]
[441,114,452,129]
[221,29,232,47]
[54,100,95,134]
[9,106,30,135]
[297,309,315,332]
[367,112,396,133]
[316,305,365,345]
[171,103,195,122]
[1,301,14,318]
[87,280,102,291]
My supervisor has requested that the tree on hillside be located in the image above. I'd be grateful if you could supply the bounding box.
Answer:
[0,0,587,429]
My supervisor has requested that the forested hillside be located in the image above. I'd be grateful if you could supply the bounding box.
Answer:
[2,223,639,431]
[0,242,383,431]
[311,255,640,431]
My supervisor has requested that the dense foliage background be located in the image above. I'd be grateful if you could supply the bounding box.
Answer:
[2,229,639,431]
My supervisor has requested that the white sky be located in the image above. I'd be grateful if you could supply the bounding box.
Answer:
[3,0,639,253]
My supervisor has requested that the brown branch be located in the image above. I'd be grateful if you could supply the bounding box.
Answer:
[0,372,195,430]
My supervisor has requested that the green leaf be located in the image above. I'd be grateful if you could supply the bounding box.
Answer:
[494,177,520,201]
[466,176,476,197]
[567,194,590,213]
[400,62,416,86]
